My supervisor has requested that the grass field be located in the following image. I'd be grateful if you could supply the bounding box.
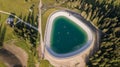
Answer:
[0,61,6,67]
[39,60,53,67]
[0,0,40,41]
[43,0,55,5]
[0,0,59,67]
[0,0,39,16]
[0,24,37,67]
[0,0,39,67]
[0,0,40,44]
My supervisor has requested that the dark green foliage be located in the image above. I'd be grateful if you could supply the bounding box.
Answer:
[14,11,39,47]
[27,54,36,67]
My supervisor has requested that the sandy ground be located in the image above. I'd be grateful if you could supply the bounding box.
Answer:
[0,48,22,67]
[3,44,28,67]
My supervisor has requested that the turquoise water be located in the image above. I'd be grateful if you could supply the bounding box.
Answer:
[50,16,88,54]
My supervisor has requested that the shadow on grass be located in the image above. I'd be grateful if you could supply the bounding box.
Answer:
[14,11,39,47]
[0,48,22,67]
[0,24,6,47]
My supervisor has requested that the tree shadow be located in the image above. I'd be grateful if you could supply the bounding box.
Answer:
[0,24,6,47]
[74,0,120,28]
[14,11,39,48]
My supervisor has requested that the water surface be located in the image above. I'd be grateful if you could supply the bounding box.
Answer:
[51,16,88,54]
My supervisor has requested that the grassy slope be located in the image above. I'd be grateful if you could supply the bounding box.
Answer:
[0,0,39,48]
[42,8,57,39]
[0,61,6,67]
[0,21,38,67]
[43,0,55,5]
[0,0,39,67]
[39,60,53,67]
[0,0,39,16]
[0,26,16,57]
[1,24,35,67]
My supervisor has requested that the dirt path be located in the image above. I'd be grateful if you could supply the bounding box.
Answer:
[38,0,44,59]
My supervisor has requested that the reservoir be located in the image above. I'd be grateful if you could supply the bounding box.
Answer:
[44,10,96,67]
[50,16,88,54]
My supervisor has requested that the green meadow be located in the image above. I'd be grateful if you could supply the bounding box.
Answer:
[0,0,39,67]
